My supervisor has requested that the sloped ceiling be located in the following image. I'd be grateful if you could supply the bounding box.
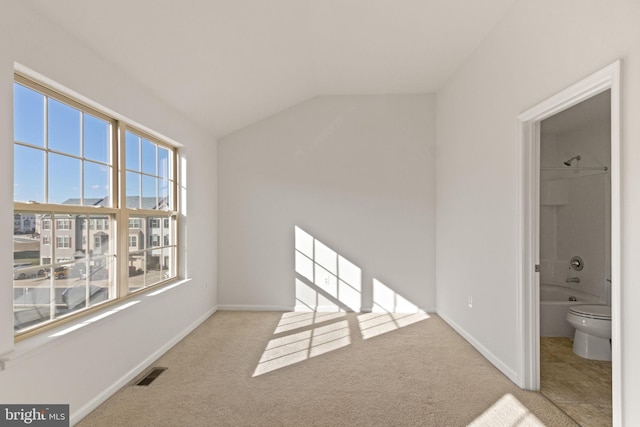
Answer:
[24,0,515,139]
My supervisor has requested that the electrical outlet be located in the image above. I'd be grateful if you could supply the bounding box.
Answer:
[468,296,473,308]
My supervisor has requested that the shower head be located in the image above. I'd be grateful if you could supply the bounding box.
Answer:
[563,155,582,166]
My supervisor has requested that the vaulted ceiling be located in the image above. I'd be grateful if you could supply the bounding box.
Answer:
[25,0,516,139]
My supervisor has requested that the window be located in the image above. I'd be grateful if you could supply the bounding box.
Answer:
[56,219,71,230]
[13,73,178,336]
[128,214,175,293]
[56,236,71,248]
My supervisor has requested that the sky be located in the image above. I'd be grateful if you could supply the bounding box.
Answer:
[13,83,171,208]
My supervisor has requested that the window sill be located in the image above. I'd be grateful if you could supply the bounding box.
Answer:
[0,278,191,372]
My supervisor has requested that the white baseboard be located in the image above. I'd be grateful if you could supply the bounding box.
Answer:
[219,305,437,314]
[70,306,217,425]
[361,306,436,314]
[436,310,519,384]
[217,304,294,312]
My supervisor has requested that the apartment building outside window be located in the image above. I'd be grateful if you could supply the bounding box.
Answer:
[12,73,179,337]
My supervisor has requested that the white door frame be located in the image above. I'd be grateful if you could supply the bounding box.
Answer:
[516,60,621,425]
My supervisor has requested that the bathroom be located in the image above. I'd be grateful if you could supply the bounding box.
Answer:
[538,90,612,426]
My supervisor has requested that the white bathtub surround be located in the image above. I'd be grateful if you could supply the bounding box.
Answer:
[539,259,570,286]
[540,95,611,303]
[539,284,601,337]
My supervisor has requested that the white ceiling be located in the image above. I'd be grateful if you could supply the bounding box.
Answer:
[25,0,516,139]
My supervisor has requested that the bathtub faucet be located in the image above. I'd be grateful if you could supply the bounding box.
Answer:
[566,277,580,283]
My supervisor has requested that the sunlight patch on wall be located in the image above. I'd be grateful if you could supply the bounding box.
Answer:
[372,278,421,313]
[294,226,361,311]
[357,278,429,339]
[468,393,544,426]
[253,319,351,377]
[295,279,341,312]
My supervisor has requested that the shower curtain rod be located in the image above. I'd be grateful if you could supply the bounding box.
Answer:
[541,166,608,171]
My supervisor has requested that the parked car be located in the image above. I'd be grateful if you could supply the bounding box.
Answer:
[54,266,69,279]
[13,265,47,280]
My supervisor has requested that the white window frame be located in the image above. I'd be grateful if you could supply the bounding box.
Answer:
[13,72,179,339]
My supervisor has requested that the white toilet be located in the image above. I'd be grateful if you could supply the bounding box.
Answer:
[566,304,611,361]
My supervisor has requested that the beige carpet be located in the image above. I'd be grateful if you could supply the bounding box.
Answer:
[78,311,578,426]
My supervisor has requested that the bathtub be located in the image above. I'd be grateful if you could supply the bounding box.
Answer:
[540,284,602,337]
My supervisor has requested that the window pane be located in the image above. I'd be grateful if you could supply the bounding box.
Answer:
[141,138,156,175]
[14,83,45,147]
[158,146,170,179]
[145,249,164,285]
[13,263,52,332]
[53,214,74,262]
[127,213,146,294]
[60,255,113,317]
[49,153,81,204]
[162,216,173,246]
[142,175,157,208]
[13,212,48,331]
[85,161,110,203]
[57,214,114,315]
[128,251,145,292]
[159,179,171,209]
[57,261,101,316]
[130,216,146,249]
[14,145,44,203]
[161,247,173,279]
[126,171,140,208]
[126,131,140,171]
[48,99,81,156]
[76,215,89,255]
[84,114,109,163]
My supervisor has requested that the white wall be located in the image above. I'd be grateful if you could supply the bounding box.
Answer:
[0,2,217,423]
[218,95,435,312]
[541,115,611,301]
[435,0,640,423]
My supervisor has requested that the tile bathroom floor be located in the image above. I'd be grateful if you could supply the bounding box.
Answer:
[540,337,612,427]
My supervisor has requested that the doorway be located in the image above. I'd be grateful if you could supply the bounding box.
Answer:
[517,60,621,425]
[538,90,612,425]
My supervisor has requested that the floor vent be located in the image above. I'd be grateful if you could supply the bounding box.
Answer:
[135,367,168,386]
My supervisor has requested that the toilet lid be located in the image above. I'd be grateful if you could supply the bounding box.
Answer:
[569,304,611,320]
